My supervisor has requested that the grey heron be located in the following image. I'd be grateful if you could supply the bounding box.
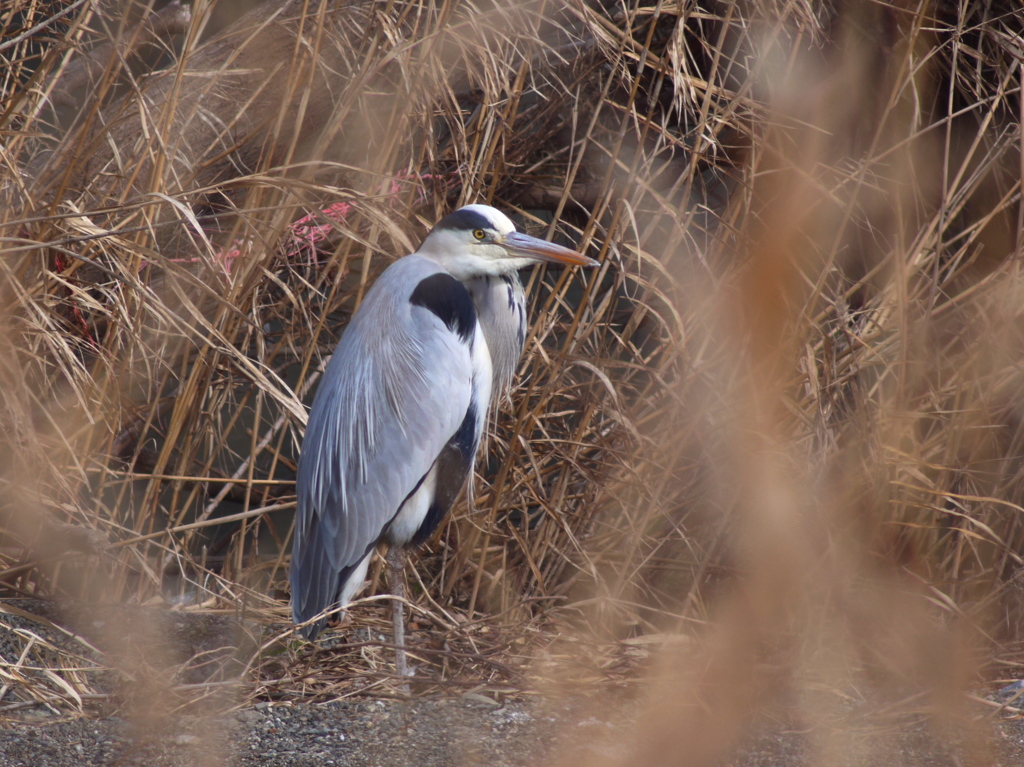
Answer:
[290,204,597,678]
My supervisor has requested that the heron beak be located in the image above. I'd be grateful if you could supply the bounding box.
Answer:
[501,232,599,267]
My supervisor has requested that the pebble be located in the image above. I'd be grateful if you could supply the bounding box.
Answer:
[462,693,500,707]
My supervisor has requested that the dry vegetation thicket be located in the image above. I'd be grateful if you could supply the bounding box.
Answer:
[1,0,1024,760]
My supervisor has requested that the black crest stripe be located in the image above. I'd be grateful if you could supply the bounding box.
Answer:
[430,208,493,233]
[410,273,477,343]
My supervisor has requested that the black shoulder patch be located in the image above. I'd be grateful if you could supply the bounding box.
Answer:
[430,208,493,234]
[410,273,477,343]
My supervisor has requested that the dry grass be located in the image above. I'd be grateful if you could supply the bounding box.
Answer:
[1,0,1024,761]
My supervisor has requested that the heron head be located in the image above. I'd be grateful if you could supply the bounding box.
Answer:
[417,204,598,279]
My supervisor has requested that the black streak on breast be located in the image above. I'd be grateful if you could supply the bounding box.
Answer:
[410,404,478,546]
[410,273,477,343]
[501,275,515,308]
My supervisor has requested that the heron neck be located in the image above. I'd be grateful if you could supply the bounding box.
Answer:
[464,272,527,401]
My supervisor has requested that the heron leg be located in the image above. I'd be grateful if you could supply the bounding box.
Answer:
[384,545,410,687]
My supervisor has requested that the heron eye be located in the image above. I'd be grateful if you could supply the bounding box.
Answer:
[473,229,486,241]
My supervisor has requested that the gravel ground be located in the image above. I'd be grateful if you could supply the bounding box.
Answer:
[0,697,564,767]
[2,694,1024,767]
[2,602,1024,766]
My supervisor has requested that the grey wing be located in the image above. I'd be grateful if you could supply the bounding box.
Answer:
[291,258,476,632]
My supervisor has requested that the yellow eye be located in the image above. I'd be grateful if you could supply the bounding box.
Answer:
[473,229,486,240]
